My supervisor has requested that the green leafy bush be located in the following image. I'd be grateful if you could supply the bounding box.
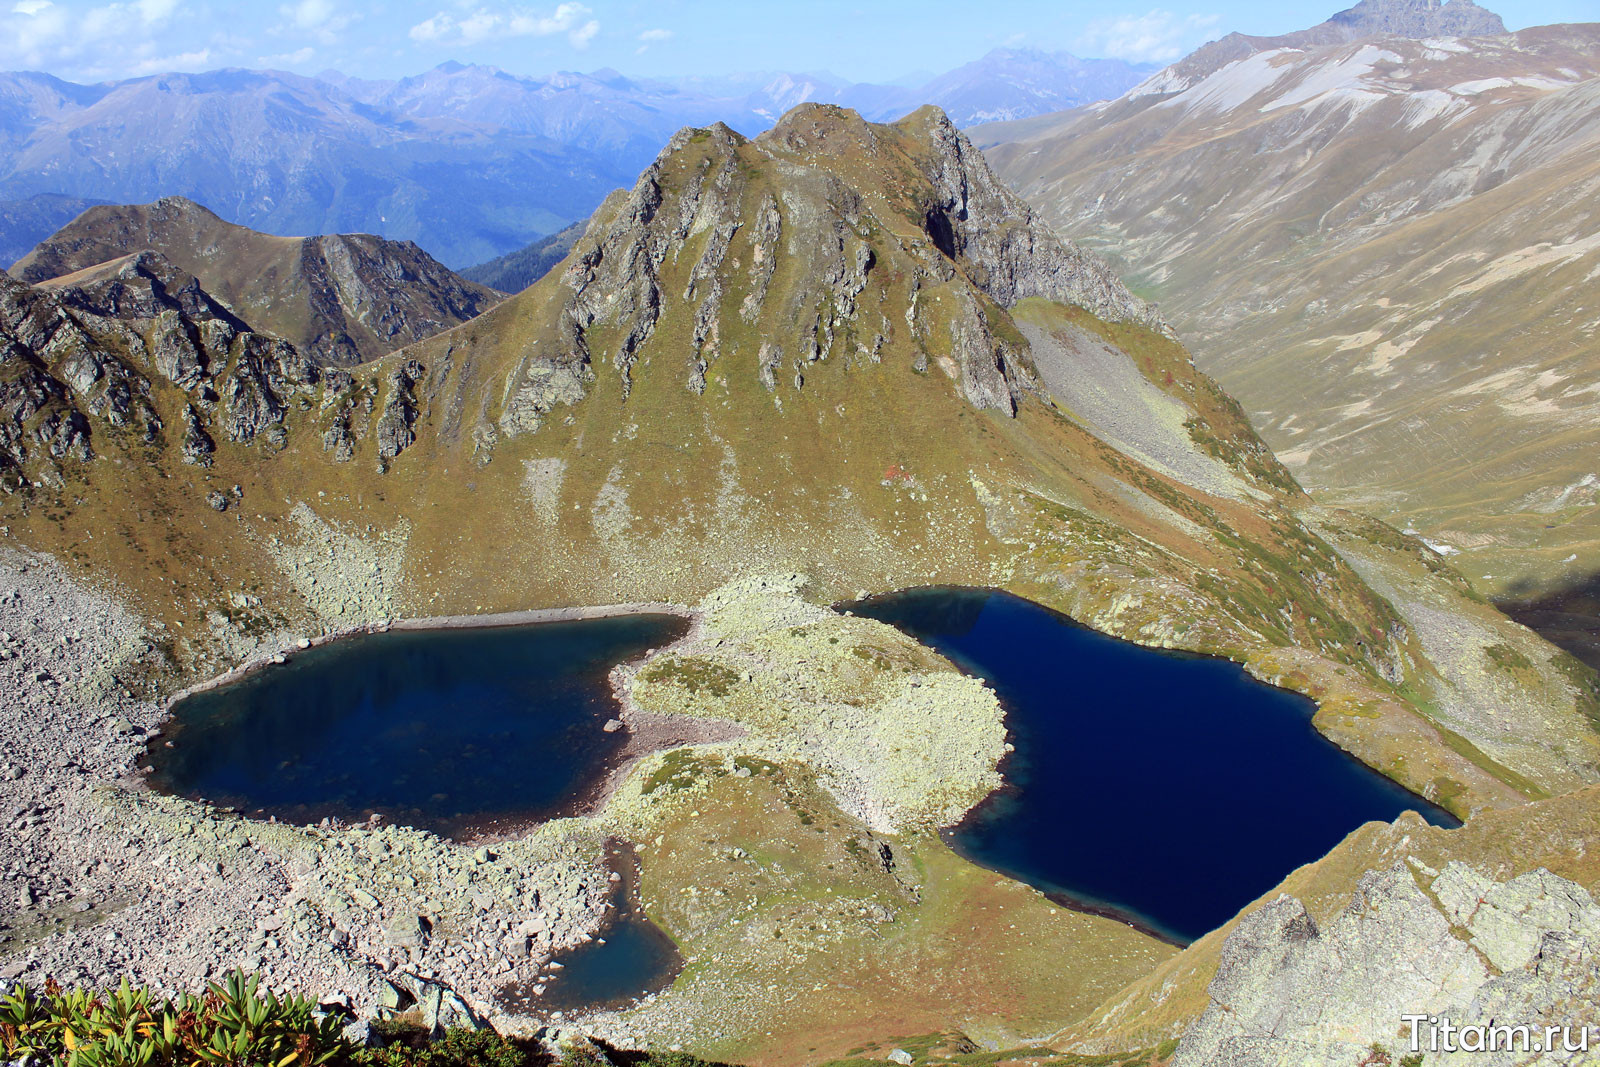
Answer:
[0,970,346,1066]
[0,972,731,1067]
[362,1026,534,1067]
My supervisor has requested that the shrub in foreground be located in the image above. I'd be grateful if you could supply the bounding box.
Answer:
[0,971,737,1067]
[0,970,346,1066]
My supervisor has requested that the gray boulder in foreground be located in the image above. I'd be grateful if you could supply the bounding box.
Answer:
[1174,861,1600,1066]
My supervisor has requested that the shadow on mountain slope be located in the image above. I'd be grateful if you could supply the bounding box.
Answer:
[1497,570,1600,673]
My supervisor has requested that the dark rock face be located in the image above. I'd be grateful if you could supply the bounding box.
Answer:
[12,197,503,367]
[0,252,332,485]
[1326,0,1507,40]
[903,107,1166,331]
[375,360,425,467]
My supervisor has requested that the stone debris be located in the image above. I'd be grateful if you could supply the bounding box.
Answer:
[0,548,622,1026]
[1173,860,1600,1066]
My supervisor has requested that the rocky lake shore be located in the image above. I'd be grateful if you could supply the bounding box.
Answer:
[0,554,1018,1049]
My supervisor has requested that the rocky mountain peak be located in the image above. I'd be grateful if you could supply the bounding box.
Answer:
[1326,0,1507,40]
[1140,0,1511,93]
[10,198,502,366]
[468,102,1166,441]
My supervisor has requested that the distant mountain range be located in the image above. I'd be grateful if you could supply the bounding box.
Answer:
[0,50,1152,271]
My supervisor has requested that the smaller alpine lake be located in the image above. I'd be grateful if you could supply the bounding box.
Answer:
[850,587,1459,943]
[145,614,689,839]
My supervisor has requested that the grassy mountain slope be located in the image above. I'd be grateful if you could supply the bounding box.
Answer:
[460,220,587,294]
[10,196,503,366]
[3,103,1593,817]
[980,23,1600,618]
[1,101,1598,1056]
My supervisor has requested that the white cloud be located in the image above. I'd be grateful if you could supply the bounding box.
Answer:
[135,0,178,20]
[568,17,597,48]
[637,27,671,42]
[1082,9,1222,64]
[274,0,357,45]
[1,0,206,78]
[410,3,599,49]
[259,45,315,67]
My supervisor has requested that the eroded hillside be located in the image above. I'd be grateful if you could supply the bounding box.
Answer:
[981,19,1600,618]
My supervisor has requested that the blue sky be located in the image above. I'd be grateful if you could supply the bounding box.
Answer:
[2,0,1594,83]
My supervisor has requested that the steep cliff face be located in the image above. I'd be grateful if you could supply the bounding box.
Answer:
[11,196,502,366]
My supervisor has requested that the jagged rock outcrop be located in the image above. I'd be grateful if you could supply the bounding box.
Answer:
[897,107,1167,334]
[0,250,326,484]
[1173,861,1600,1066]
[481,103,1168,437]
[11,196,503,367]
[375,359,425,467]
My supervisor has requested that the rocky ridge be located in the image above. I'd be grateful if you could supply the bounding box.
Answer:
[1137,0,1509,97]
[0,253,321,484]
[0,103,1589,822]
[1173,861,1599,1065]
[12,196,502,367]
[479,104,1167,441]
[1325,0,1505,43]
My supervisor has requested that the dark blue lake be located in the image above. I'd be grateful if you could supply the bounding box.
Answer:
[146,614,688,838]
[850,587,1458,943]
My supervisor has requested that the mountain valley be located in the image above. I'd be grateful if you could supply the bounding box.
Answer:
[979,4,1600,661]
[1,4,1599,1063]
[0,50,1151,272]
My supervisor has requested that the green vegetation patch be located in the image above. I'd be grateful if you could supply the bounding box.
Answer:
[3,970,350,1067]
[0,971,734,1067]
[642,750,727,796]
[640,656,742,698]
[1483,643,1533,674]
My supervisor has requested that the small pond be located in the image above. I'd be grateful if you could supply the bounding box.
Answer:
[495,840,682,1015]
[849,586,1458,943]
[145,614,689,838]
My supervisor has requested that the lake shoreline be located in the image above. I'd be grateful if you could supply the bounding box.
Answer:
[159,601,695,712]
